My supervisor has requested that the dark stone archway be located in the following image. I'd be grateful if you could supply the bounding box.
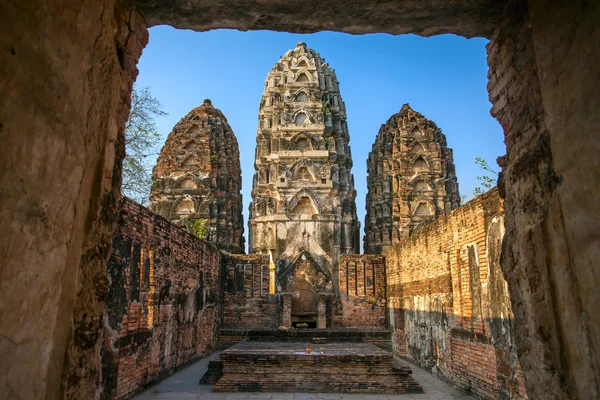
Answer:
[0,1,598,399]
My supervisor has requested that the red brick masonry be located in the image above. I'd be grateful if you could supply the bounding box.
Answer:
[214,342,422,393]
[99,198,222,400]
[385,189,527,399]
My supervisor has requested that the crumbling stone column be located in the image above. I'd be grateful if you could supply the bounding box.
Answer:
[318,294,327,328]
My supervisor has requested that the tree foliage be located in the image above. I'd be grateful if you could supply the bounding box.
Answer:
[473,157,498,196]
[122,85,167,205]
[191,219,208,240]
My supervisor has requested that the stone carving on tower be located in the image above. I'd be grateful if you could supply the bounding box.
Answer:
[248,42,360,299]
[150,99,245,254]
[364,104,460,254]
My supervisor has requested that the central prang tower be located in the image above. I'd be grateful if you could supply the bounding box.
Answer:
[249,42,360,295]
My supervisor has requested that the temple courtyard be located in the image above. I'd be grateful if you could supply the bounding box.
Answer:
[132,351,475,400]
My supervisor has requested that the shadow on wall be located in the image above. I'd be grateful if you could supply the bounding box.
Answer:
[390,309,526,399]
[385,188,527,400]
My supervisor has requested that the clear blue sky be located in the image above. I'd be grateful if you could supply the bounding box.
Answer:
[136,27,504,247]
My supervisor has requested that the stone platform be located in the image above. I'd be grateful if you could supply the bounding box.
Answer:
[217,329,392,350]
[213,342,423,394]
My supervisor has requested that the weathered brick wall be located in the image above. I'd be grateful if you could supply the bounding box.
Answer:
[485,2,600,398]
[335,255,387,329]
[99,198,222,400]
[385,188,527,399]
[221,254,279,329]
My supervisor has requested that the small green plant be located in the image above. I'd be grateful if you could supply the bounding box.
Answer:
[473,157,498,196]
[321,100,330,115]
[191,219,208,240]
[324,137,330,150]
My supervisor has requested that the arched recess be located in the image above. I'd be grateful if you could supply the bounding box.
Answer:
[414,179,431,191]
[291,196,318,215]
[295,70,312,83]
[296,137,310,151]
[184,140,196,150]
[410,174,432,191]
[292,109,313,125]
[290,159,317,181]
[412,156,430,172]
[175,174,198,189]
[294,56,312,68]
[291,132,315,151]
[410,198,435,216]
[409,142,426,155]
[414,203,432,216]
[182,155,195,166]
[484,216,514,340]
[410,126,424,139]
[288,189,321,215]
[297,166,314,181]
[295,91,309,102]
[172,195,198,215]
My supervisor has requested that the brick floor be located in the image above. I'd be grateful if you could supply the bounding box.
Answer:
[132,352,475,400]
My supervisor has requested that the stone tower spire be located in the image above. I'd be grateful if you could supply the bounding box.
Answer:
[249,42,360,290]
[364,104,460,254]
[150,99,245,253]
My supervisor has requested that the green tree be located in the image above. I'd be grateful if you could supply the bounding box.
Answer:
[473,157,498,196]
[121,85,167,205]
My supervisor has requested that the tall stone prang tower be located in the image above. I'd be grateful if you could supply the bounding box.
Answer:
[249,42,360,295]
[364,104,460,254]
[150,99,245,254]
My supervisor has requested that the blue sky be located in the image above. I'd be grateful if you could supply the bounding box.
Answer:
[136,27,504,243]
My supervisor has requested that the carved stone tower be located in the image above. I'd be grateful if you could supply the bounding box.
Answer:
[364,104,460,254]
[248,42,360,298]
[150,99,245,253]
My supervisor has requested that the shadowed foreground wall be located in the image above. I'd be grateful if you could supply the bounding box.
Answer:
[99,198,221,400]
[386,189,527,399]
[0,1,145,399]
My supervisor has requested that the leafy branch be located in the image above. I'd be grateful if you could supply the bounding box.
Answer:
[122,85,167,205]
[473,157,498,196]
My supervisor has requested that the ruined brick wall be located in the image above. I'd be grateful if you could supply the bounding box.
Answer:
[335,255,387,329]
[221,254,279,329]
[386,189,526,399]
[99,198,221,400]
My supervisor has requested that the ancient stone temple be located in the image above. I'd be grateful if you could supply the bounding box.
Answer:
[149,99,245,253]
[364,104,460,254]
[248,42,361,320]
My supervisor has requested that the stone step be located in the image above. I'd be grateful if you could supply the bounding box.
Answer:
[213,342,423,394]
[219,328,392,343]
[198,360,223,384]
[392,360,413,375]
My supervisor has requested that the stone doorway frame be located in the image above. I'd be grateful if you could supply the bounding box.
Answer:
[1,1,598,399]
